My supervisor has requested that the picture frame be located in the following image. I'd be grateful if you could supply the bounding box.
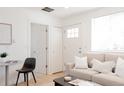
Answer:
[0,23,12,45]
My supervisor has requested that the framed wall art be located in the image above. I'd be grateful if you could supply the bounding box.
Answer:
[0,23,12,45]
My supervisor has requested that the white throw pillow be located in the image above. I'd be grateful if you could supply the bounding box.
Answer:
[92,59,115,73]
[74,56,88,69]
[115,57,124,78]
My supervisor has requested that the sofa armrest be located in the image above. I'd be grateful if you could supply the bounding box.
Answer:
[64,63,75,75]
[65,63,75,69]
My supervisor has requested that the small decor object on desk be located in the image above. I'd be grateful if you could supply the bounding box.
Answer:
[64,76,72,81]
[0,52,8,62]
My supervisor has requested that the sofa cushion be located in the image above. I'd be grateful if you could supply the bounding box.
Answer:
[69,68,99,81]
[105,53,124,62]
[92,73,124,86]
[115,57,124,78]
[105,53,124,72]
[83,52,105,67]
[74,56,88,69]
[91,59,115,73]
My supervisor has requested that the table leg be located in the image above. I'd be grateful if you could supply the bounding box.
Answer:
[5,66,9,86]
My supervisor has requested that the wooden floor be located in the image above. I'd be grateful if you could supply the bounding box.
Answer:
[17,72,64,86]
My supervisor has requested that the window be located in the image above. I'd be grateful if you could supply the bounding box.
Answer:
[66,28,79,38]
[92,12,124,51]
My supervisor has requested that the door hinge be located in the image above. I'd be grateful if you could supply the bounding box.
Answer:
[46,47,48,50]
[46,29,47,32]
[46,65,48,68]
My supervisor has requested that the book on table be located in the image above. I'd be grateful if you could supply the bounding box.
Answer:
[68,79,97,86]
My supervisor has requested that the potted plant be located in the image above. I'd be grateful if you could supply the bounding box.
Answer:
[0,52,8,62]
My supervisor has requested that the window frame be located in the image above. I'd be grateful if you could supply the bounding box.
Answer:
[66,27,79,39]
[91,12,124,52]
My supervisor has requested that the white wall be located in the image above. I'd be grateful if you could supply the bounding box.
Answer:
[62,7,124,54]
[0,8,61,85]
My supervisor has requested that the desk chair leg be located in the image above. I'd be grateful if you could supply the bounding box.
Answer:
[24,73,26,82]
[26,73,29,86]
[32,72,36,83]
[16,72,20,86]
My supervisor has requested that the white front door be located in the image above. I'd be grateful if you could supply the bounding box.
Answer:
[63,24,83,63]
[31,23,47,75]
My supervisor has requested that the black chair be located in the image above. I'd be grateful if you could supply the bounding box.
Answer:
[16,58,36,86]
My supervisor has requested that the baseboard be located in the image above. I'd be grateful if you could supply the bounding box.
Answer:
[52,71,64,74]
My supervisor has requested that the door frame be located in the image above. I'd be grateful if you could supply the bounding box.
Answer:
[63,23,82,64]
[30,22,48,75]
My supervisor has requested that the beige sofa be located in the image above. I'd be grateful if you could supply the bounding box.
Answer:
[65,52,124,86]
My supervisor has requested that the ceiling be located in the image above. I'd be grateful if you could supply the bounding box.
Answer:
[27,7,98,19]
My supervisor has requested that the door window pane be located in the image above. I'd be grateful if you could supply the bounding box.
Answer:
[66,28,79,38]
